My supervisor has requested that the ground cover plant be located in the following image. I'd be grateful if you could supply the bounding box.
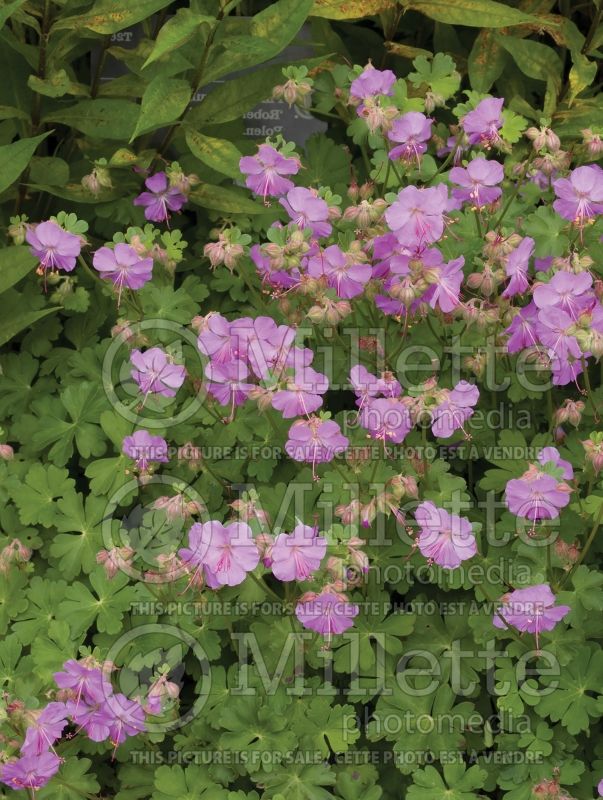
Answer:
[0,0,602,798]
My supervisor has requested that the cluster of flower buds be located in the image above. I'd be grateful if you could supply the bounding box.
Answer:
[581,128,603,157]
[582,432,603,475]
[204,227,250,271]
[525,125,561,153]
[81,160,113,195]
[272,65,313,108]
[96,546,136,579]
[0,539,31,575]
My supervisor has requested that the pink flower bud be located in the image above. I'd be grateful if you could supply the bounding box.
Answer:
[0,444,14,460]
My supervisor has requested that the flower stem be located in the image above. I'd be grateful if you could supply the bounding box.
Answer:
[558,500,603,589]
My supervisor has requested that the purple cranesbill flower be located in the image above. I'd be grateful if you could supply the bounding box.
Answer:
[122,430,169,472]
[461,97,504,147]
[505,303,540,353]
[387,112,433,163]
[505,473,571,521]
[423,256,464,313]
[537,446,574,480]
[295,591,359,638]
[307,244,372,299]
[179,520,259,587]
[53,660,110,706]
[360,397,412,445]
[133,172,186,223]
[251,242,299,289]
[414,501,477,569]
[450,157,504,208]
[271,366,329,418]
[553,164,603,223]
[350,366,402,409]
[280,187,331,238]
[431,381,479,439]
[598,778,603,797]
[501,236,535,299]
[104,694,146,746]
[271,524,327,581]
[385,184,448,249]
[197,313,241,364]
[374,294,407,317]
[285,417,348,479]
[205,359,254,410]
[350,365,381,408]
[26,220,81,273]
[228,315,294,380]
[0,752,61,791]
[537,308,582,360]
[239,144,300,201]
[66,699,113,742]
[350,64,396,100]
[533,271,593,320]
[550,350,585,387]
[93,243,153,300]
[21,702,69,757]
[130,347,186,398]
[492,583,570,649]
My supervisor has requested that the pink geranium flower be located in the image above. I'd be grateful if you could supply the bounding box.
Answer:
[307,245,372,299]
[505,473,571,521]
[501,236,535,299]
[450,157,504,208]
[461,97,504,147]
[350,65,396,100]
[130,347,186,398]
[239,144,300,200]
[431,381,479,438]
[122,430,169,472]
[271,524,327,581]
[360,397,412,444]
[385,184,449,249]
[179,520,259,587]
[285,417,348,478]
[280,187,331,238]
[20,702,69,756]
[93,243,153,301]
[295,590,359,638]
[414,501,477,569]
[26,220,81,273]
[0,752,61,791]
[553,165,603,223]
[133,172,186,223]
[493,583,570,648]
[387,112,433,163]
[271,366,329,418]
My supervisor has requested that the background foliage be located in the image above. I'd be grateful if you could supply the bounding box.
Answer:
[0,1,602,799]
